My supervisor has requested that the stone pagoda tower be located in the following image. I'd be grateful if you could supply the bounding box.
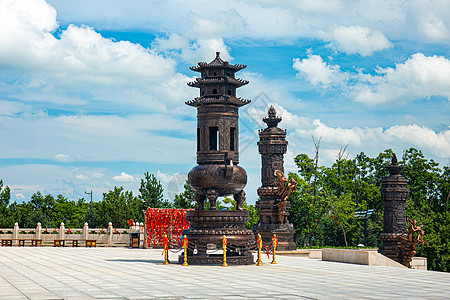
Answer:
[379,154,409,263]
[253,106,296,250]
[180,52,255,265]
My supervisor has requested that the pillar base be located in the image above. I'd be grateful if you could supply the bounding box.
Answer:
[253,223,296,250]
[379,233,415,267]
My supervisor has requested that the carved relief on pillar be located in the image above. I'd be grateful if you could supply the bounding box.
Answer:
[384,200,407,234]
[261,154,284,187]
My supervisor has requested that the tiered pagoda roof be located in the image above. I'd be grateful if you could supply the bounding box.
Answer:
[186,96,251,107]
[190,52,246,72]
[186,52,251,107]
[187,77,248,88]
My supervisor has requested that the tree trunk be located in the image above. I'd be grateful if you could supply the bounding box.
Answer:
[339,222,348,247]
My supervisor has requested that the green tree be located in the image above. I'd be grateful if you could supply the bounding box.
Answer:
[98,187,138,228]
[400,148,450,271]
[288,148,394,248]
[139,172,171,208]
[85,201,101,228]
[288,147,450,272]
[0,179,13,227]
[173,181,196,209]
[222,196,259,229]
[52,195,89,228]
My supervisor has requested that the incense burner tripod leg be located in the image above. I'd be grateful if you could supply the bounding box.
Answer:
[195,193,206,210]
[234,190,246,210]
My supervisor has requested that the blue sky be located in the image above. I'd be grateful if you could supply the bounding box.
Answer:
[0,0,449,205]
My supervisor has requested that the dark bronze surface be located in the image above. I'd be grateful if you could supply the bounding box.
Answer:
[182,53,254,264]
[398,218,426,268]
[179,210,255,265]
[186,52,250,208]
[253,106,296,250]
[379,154,412,266]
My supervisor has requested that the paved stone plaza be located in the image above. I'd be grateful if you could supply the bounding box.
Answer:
[0,247,449,299]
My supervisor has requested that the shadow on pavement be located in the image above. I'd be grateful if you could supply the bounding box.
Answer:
[106,259,165,264]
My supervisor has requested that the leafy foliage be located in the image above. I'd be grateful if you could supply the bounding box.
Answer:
[288,147,450,271]
[173,180,196,209]
[139,172,171,208]
[222,196,259,229]
[0,179,12,227]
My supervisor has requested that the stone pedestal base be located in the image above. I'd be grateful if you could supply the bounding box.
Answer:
[178,251,254,265]
[180,210,255,265]
[379,233,412,267]
[253,223,296,250]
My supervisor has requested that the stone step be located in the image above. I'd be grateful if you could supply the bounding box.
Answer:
[278,249,322,259]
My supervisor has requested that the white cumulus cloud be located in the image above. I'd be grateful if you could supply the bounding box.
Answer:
[284,112,450,164]
[15,193,25,199]
[352,53,450,105]
[113,172,136,182]
[418,14,450,40]
[293,52,450,105]
[54,153,73,162]
[324,25,393,56]
[0,0,193,110]
[153,34,231,64]
[292,54,346,88]
[75,174,88,180]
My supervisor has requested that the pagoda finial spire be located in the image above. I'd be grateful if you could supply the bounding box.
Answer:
[386,153,403,176]
[392,153,398,165]
[216,51,220,57]
[263,105,282,128]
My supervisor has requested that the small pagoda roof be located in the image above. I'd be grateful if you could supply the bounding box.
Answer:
[185,96,251,107]
[190,52,247,72]
[187,76,248,88]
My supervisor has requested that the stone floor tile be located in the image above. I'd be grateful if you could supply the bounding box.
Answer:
[1,247,450,299]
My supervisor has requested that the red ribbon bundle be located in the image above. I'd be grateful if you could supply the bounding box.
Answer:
[144,208,193,247]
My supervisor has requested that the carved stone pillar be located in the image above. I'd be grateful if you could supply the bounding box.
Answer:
[253,106,296,250]
[379,154,409,263]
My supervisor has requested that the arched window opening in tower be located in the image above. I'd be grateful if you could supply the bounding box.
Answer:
[197,128,201,151]
[209,127,219,150]
[230,127,236,151]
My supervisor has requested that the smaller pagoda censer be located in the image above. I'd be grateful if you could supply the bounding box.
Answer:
[179,52,255,265]
[252,106,297,250]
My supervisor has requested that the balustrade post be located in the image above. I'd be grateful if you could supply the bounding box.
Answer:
[82,222,89,240]
[36,222,42,240]
[139,222,144,248]
[59,222,65,240]
[13,222,19,243]
[108,222,113,245]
